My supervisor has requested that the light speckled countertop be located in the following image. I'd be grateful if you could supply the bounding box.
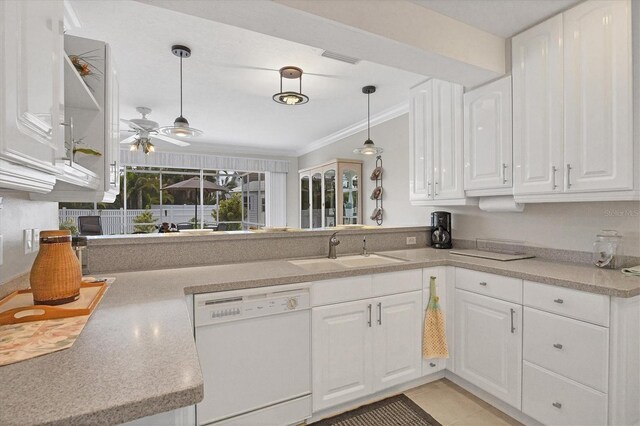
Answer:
[2,248,638,426]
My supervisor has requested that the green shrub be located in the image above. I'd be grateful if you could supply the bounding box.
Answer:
[59,218,79,236]
[133,210,156,233]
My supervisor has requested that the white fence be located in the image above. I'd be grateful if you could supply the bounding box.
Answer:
[59,206,220,234]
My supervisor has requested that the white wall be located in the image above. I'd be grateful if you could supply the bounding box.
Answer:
[298,114,640,257]
[0,192,59,285]
[298,114,429,227]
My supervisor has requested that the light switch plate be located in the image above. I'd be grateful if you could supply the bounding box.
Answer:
[32,228,41,252]
[406,236,417,245]
[24,229,33,254]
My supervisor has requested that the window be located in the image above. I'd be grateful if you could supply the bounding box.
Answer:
[59,166,266,234]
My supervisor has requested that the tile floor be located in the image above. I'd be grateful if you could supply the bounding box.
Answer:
[405,379,522,426]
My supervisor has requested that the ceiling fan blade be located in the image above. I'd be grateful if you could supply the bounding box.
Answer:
[120,118,145,131]
[120,134,139,145]
[152,133,191,147]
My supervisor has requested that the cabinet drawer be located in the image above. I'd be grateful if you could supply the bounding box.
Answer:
[523,361,607,426]
[372,269,421,297]
[524,307,609,392]
[311,275,372,306]
[524,281,609,326]
[455,268,522,303]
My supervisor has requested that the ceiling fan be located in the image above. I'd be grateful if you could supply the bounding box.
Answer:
[120,107,190,154]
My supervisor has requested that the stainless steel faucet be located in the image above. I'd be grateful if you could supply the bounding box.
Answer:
[362,236,369,257]
[328,232,340,259]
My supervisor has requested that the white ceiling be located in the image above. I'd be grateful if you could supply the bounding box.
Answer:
[67,1,428,155]
[410,0,581,37]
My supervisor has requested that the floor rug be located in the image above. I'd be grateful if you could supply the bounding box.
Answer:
[310,394,442,426]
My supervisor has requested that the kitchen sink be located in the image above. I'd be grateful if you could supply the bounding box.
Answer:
[289,254,406,272]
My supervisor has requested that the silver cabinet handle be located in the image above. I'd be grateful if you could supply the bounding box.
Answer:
[552,402,562,409]
[377,302,382,325]
[367,304,372,327]
[552,166,558,190]
[510,308,516,333]
[427,181,431,198]
[429,362,436,367]
[479,282,487,286]
[434,181,439,197]
[566,164,572,189]
[554,298,564,304]
[502,163,508,184]
[553,343,563,349]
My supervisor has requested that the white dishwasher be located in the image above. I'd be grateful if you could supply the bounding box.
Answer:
[194,283,312,426]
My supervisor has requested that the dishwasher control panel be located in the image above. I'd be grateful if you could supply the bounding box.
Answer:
[194,285,310,327]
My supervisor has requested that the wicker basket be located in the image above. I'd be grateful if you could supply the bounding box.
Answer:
[29,230,82,305]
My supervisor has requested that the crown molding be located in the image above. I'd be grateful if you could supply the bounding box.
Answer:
[296,100,409,156]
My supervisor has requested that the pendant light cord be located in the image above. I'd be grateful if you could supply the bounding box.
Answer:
[367,92,371,140]
[180,56,183,117]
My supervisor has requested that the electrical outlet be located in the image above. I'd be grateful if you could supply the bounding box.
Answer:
[406,236,417,245]
[32,228,41,252]
[24,229,33,254]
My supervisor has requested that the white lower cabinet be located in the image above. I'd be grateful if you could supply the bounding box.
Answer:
[422,266,449,375]
[312,290,422,411]
[312,299,373,411]
[454,288,522,409]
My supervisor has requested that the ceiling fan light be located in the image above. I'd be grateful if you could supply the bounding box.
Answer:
[129,142,138,151]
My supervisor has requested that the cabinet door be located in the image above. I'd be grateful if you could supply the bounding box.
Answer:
[372,291,423,392]
[311,171,323,228]
[563,0,633,192]
[312,300,373,411]
[104,46,119,198]
[323,167,336,227]
[338,162,361,225]
[454,289,522,409]
[409,80,435,202]
[464,76,512,191]
[300,174,311,229]
[512,14,564,195]
[422,268,448,375]
[432,79,464,200]
[0,0,62,176]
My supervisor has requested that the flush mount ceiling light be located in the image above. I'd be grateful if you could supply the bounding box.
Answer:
[158,45,203,138]
[354,85,383,155]
[272,66,309,105]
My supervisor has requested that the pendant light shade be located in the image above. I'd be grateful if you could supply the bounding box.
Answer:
[354,85,383,155]
[273,66,309,105]
[158,45,202,138]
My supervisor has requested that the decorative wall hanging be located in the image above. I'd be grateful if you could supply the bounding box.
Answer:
[370,155,383,225]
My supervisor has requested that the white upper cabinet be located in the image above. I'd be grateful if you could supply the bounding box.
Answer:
[512,15,564,196]
[563,0,633,193]
[513,0,636,201]
[410,79,468,205]
[464,76,513,194]
[0,0,63,192]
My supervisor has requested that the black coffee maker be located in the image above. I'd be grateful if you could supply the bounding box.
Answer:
[430,211,452,249]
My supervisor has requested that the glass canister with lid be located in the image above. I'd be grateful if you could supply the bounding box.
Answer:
[592,230,623,269]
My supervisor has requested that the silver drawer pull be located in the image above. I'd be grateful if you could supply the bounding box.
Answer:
[553,298,564,304]
[552,402,562,409]
[553,343,563,350]
[479,282,487,286]
[429,362,436,367]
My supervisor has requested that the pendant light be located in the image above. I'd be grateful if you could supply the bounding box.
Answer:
[353,85,383,155]
[159,45,202,138]
[272,66,309,105]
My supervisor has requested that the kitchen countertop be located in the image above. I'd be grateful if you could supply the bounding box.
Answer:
[2,247,638,426]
